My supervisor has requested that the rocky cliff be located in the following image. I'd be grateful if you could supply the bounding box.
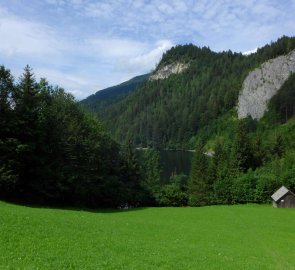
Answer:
[149,62,189,81]
[238,50,295,120]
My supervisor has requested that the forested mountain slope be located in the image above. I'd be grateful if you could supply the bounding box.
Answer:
[86,36,295,149]
[79,36,295,207]
[80,73,149,115]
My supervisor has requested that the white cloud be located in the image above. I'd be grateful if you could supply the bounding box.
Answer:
[118,40,174,73]
[242,48,258,55]
[35,68,91,98]
[42,0,295,53]
[0,5,173,99]
[0,7,60,58]
[85,37,174,73]
[44,0,66,6]
[87,38,148,59]
[84,2,115,19]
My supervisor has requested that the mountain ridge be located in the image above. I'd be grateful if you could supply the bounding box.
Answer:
[81,36,295,149]
[80,73,149,114]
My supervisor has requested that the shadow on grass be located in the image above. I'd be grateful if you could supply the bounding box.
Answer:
[0,199,148,214]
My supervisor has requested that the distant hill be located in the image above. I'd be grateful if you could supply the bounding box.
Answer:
[80,73,149,115]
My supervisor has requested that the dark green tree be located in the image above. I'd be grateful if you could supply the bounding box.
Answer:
[13,65,40,199]
[158,174,188,206]
[0,65,15,137]
[188,142,209,206]
[141,149,162,204]
[272,134,285,158]
[0,66,19,197]
[231,119,253,173]
[120,140,144,206]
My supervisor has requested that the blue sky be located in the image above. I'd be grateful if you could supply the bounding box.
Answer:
[0,0,295,99]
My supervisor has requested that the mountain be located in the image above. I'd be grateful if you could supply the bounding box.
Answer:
[80,36,295,149]
[80,73,149,115]
[83,36,294,149]
[79,36,295,206]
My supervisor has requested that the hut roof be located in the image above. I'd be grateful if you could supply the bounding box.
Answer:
[271,186,295,202]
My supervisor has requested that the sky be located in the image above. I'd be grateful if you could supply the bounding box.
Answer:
[0,0,295,100]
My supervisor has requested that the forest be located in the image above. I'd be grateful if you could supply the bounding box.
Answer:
[88,36,295,149]
[0,65,146,207]
[1,36,295,208]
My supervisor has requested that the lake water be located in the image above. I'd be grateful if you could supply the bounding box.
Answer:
[137,149,194,183]
[160,150,193,183]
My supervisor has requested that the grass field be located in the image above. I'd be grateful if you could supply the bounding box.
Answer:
[0,201,294,270]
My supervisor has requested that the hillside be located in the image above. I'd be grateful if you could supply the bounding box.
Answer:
[78,36,295,207]
[1,201,295,269]
[80,73,149,115]
[82,36,295,149]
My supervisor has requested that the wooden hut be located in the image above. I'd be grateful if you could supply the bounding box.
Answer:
[271,186,295,208]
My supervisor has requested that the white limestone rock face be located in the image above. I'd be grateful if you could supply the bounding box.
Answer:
[149,62,189,81]
[238,50,295,120]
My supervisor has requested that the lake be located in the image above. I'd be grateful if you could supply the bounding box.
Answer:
[160,150,193,182]
[137,149,194,183]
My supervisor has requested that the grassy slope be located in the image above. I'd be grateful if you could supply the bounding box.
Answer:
[0,201,294,270]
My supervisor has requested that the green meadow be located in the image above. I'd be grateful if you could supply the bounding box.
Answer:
[0,201,294,270]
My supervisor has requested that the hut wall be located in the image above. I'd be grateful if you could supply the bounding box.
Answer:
[276,193,295,208]
[272,201,278,208]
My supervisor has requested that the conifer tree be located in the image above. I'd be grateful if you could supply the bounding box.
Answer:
[15,65,40,141]
[272,134,285,158]
[188,142,209,206]
[0,66,15,137]
[230,120,253,173]
[0,66,18,196]
[142,149,162,203]
[14,66,40,199]
[120,140,143,206]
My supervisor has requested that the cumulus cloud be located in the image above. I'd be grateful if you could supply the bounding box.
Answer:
[85,38,173,73]
[117,40,174,73]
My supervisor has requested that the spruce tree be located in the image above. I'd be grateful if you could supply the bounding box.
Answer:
[120,140,143,206]
[0,66,15,138]
[14,66,40,199]
[230,120,253,173]
[0,66,19,197]
[142,149,162,204]
[272,134,285,158]
[188,142,209,206]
